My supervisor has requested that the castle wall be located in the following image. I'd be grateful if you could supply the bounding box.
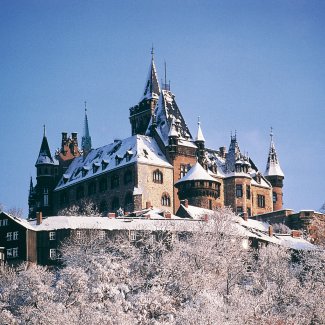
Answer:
[137,163,174,211]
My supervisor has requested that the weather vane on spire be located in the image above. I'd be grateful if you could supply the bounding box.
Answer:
[270,126,273,141]
[84,101,87,113]
[198,116,201,125]
[43,124,46,137]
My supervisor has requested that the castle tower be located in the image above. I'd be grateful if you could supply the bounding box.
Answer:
[264,128,284,211]
[32,126,58,218]
[81,102,92,156]
[129,47,161,135]
[194,117,205,165]
[28,177,36,219]
[175,162,221,210]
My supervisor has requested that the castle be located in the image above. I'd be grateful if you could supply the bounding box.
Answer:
[28,50,285,219]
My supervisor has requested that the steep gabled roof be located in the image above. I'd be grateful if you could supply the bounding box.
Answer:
[146,89,193,146]
[141,49,160,101]
[264,130,284,177]
[35,128,55,165]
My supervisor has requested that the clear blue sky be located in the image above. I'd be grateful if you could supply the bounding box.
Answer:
[0,0,324,216]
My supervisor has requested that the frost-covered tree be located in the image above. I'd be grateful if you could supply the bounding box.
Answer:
[57,198,101,217]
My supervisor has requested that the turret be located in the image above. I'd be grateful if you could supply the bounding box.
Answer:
[195,117,205,164]
[175,162,221,210]
[81,102,92,156]
[33,126,57,217]
[129,47,161,135]
[168,117,179,158]
[264,128,284,211]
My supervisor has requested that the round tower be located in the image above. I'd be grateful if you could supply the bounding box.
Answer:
[175,162,221,210]
[264,128,284,211]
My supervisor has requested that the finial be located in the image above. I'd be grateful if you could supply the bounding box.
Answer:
[198,116,201,125]
[43,124,46,137]
[151,45,154,59]
[270,126,273,141]
[84,100,87,113]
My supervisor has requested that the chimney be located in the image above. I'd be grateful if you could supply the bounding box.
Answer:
[108,213,116,218]
[291,230,302,238]
[268,225,273,237]
[184,199,189,208]
[243,212,248,221]
[202,214,208,222]
[36,211,42,225]
[219,146,227,159]
[146,201,151,209]
[71,132,78,140]
[61,132,68,151]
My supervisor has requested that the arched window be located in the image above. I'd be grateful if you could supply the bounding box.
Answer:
[161,193,171,206]
[124,170,133,185]
[112,197,120,211]
[153,169,163,184]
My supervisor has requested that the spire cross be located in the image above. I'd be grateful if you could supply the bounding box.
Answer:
[270,126,273,141]
[151,45,154,59]
[198,116,201,125]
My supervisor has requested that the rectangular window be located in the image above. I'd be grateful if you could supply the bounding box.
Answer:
[6,232,12,241]
[236,184,243,198]
[257,195,265,208]
[6,248,12,258]
[49,249,57,260]
[13,231,18,240]
[247,207,251,216]
[246,185,251,200]
[130,230,137,242]
[76,230,82,239]
[3,219,8,226]
[44,188,49,207]
[237,206,243,214]
[13,247,18,258]
[99,230,106,240]
[180,164,190,178]
[272,192,277,203]
[49,231,56,240]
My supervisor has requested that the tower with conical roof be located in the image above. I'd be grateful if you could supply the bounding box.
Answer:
[175,162,221,210]
[81,102,92,156]
[29,126,58,218]
[264,128,284,211]
[129,47,161,135]
[195,117,206,165]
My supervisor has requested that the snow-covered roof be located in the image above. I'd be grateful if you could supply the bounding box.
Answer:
[179,205,317,251]
[146,90,193,146]
[141,54,160,101]
[55,135,172,190]
[175,162,218,185]
[36,135,57,165]
[264,136,284,177]
[195,121,205,142]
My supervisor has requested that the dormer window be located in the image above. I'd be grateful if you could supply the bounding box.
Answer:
[92,162,100,174]
[115,155,123,165]
[125,150,133,162]
[256,174,261,184]
[82,166,90,177]
[101,160,109,170]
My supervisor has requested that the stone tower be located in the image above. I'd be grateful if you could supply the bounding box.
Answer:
[129,48,161,135]
[175,162,221,210]
[29,126,58,218]
[264,128,284,211]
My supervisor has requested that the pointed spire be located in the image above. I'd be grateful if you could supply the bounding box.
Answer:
[195,116,205,142]
[141,48,161,100]
[36,125,54,165]
[264,128,284,177]
[82,101,92,154]
[29,177,34,196]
